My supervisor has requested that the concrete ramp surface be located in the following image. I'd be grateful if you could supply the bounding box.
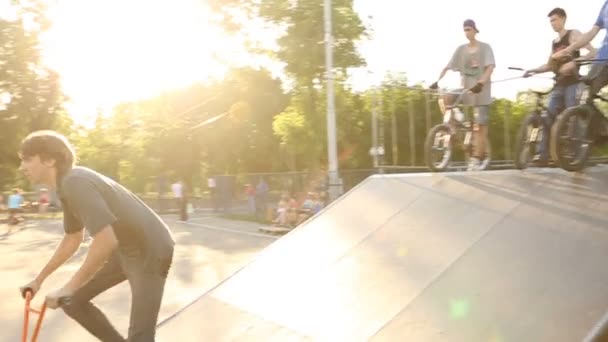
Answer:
[158,167,608,342]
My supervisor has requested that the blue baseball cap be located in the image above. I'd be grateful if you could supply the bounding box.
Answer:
[463,19,479,33]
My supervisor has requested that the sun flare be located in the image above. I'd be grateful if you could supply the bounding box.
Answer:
[40,0,247,124]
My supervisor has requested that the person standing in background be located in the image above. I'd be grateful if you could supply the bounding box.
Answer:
[171,180,187,221]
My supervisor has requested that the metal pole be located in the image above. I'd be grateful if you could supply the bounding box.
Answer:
[391,97,398,165]
[408,98,416,166]
[504,101,512,160]
[324,0,342,200]
[371,88,379,168]
[425,91,432,133]
[379,90,385,168]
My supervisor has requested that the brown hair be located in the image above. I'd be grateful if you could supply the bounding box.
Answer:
[20,130,76,177]
[548,8,566,18]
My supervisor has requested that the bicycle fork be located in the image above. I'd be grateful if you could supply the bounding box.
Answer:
[22,291,47,342]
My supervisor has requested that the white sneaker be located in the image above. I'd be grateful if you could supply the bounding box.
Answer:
[467,157,480,171]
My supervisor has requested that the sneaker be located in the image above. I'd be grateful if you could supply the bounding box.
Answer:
[467,157,480,171]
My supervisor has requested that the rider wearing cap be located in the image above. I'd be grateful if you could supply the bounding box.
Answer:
[431,19,496,171]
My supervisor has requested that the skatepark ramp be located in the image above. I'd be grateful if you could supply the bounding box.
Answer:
[158,167,608,342]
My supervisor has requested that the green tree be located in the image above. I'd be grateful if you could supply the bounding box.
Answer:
[66,67,288,193]
[265,0,367,169]
[0,1,65,189]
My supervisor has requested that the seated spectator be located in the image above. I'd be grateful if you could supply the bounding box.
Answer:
[272,194,290,227]
[312,193,325,215]
[271,192,302,228]
[297,192,318,225]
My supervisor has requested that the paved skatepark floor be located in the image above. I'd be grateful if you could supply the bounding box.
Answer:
[1,213,274,342]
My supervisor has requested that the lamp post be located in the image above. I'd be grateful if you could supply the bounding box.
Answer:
[324,0,342,200]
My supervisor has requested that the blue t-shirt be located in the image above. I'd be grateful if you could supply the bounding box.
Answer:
[8,194,23,209]
[595,0,608,61]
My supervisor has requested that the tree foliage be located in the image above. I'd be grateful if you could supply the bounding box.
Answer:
[0,0,558,193]
[0,1,66,188]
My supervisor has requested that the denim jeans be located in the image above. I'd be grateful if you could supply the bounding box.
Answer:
[538,82,580,160]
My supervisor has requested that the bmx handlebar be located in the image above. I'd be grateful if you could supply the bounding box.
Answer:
[575,58,608,66]
[429,87,473,109]
[22,288,72,306]
[22,289,72,342]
